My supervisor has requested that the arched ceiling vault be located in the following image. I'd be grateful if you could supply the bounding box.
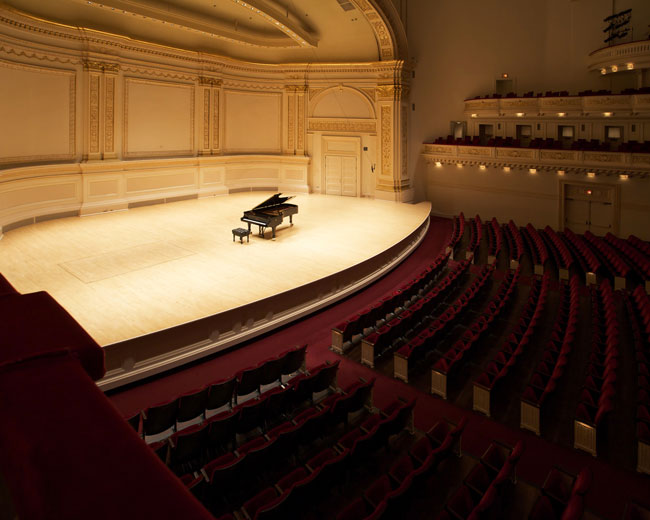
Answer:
[0,0,407,64]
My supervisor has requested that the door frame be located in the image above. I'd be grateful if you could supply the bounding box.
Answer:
[559,180,620,235]
[321,135,361,197]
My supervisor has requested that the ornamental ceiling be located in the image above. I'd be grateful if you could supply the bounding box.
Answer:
[1,0,402,63]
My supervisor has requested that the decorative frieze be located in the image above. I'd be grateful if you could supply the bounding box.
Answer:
[89,74,100,154]
[104,76,115,153]
[381,105,392,176]
[308,119,376,133]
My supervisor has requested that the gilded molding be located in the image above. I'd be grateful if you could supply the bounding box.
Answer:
[104,75,115,152]
[400,104,407,179]
[381,105,392,176]
[308,119,376,133]
[199,77,222,87]
[69,75,76,156]
[297,93,305,150]
[89,74,100,154]
[84,60,119,73]
[287,93,295,151]
[376,84,407,100]
[350,0,395,60]
[213,87,220,150]
[203,89,210,150]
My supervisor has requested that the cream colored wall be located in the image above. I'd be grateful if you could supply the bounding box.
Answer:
[0,62,75,164]
[223,90,282,154]
[409,0,650,236]
[425,162,650,240]
[125,79,194,157]
[0,7,413,235]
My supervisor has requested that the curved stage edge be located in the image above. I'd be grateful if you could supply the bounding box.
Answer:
[98,204,431,390]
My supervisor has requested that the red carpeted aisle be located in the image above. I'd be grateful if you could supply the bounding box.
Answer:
[107,215,650,520]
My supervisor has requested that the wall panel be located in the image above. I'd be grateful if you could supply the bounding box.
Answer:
[223,90,282,153]
[124,79,194,157]
[0,62,75,163]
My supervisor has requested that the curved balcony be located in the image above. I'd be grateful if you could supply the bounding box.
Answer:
[587,39,650,75]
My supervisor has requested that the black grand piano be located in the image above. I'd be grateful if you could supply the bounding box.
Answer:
[241,193,298,239]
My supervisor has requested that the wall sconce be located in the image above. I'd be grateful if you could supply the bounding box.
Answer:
[626,63,634,70]
[479,165,486,170]
[587,172,596,178]
[471,113,478,118]
[529,168,537,174]
[557,112,566,117]
[611,65,618,72]
[600,68,607,75]
[435,161,442,167]
[503,166,511,173]
[371,164,376,173]
[456,163,463,168]
[516,113,524,117]
[557,170,565,176]
[619,174,628,180]
[603,112,612,117]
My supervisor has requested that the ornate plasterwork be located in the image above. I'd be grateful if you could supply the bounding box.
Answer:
[104,76,115,153]
[375,84,408,101]
[203,89,210,150]
[84,61,119,73]
[381,105,392,176]
[89,74,100,154]
[212,88,220,150]
[297,94,305,150]
[308,119,376,133]
[350,0,395,60]
[287,93,295,151]
[199,77,222,87]
[400,104,407,180]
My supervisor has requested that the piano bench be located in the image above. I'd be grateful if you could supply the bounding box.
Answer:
[232,227,251,243]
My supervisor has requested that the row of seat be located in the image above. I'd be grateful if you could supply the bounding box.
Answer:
[332,251,450,352]
[520,275,581,436]
[186,375,376,517]
[541,226,574,271]
[486,217,503,261]
[605,233,650,280]
[336,415,468,520]
[126,344,308,441]
[467,215,483,256]
[574,281,619,456]
[623,289,650,475]
[394,263,491,383]
[360,258,468,368]
[523,223,549,268]
[584,230,632,279]
[505,220,524,262]
[437,440,524,520]
[473,272,548,417]
[227,394,415,520]
[432,267,521,400]
[448,212,466,253]
[562,228,601,276]
[150,359,341,475]
[528,466,592,520]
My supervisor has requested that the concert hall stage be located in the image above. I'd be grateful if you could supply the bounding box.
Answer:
[0,192,431,389]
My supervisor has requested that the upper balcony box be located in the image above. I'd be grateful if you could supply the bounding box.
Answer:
[587,40,650,77]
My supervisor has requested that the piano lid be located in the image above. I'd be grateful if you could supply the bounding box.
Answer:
[252,193,295,211]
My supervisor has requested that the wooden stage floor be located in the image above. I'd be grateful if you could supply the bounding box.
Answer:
[0,193,431,347]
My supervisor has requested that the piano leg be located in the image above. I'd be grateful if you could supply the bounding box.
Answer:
[290,215,293,225]
[246,222,252,234]
[271,226,276,240]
